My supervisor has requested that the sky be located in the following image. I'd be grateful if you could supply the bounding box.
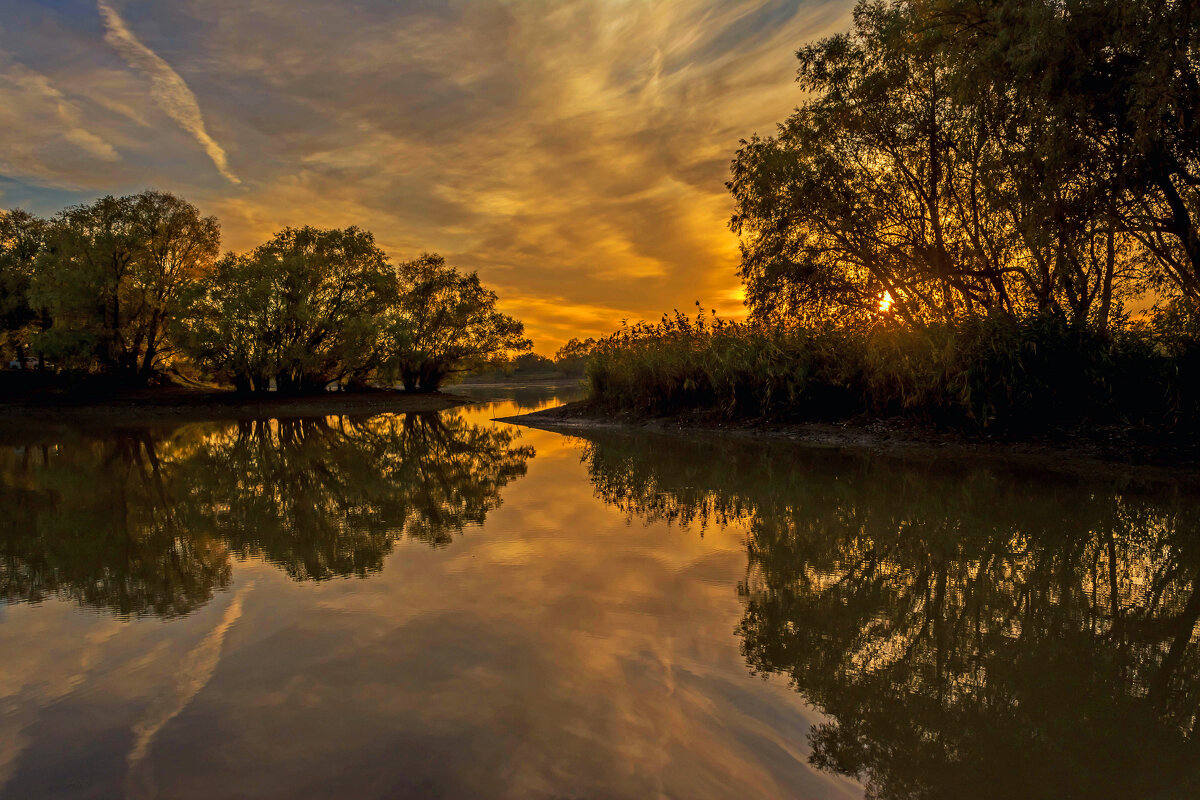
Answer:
[0,0,853,352]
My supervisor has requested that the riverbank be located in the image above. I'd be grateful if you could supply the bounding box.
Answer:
[499,401,1200,483]
[1,385,473,424]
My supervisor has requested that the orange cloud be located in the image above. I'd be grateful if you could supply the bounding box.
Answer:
[1,0,854,352]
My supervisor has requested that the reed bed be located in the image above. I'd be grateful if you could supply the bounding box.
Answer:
[584,309,1200,434]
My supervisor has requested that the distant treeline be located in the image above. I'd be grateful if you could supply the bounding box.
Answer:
[588,0,1200,434]
[0,191,530,393]
[461,337,597,382]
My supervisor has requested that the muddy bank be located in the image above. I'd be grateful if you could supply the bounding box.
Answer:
[498,402,1200,484]
[1,387,472,425]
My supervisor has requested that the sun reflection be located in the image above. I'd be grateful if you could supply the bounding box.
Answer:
[879,291,893,313]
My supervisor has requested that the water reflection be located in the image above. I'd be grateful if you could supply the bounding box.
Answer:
[0,411,533,617]
[577,427,1200,799]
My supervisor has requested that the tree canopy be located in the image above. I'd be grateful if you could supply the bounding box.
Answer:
[179,226,396,392]
[0,194,529,394]
[30,191,221,378]
[730,0,1199,330]
[382,253,531,392]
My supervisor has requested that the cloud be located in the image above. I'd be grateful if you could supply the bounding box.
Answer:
[97,0,240,184]
[0,56,121,185]
[7,0,855,350]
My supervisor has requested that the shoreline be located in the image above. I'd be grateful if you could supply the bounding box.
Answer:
[498,402,1200,484]
[1,388,473,425]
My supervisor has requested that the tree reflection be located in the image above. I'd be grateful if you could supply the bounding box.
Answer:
[580,429,1200,799]
[0,411,532,616]
[0,428,232,618]
[175,413,534,579]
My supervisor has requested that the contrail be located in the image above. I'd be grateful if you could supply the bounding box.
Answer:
[97,0,240,184]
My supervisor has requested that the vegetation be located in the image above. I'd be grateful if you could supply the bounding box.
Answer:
[457,338,597,383]
[587,0,1200,436]
[382,253,531,392]
[0,194,528,394]
[587,306,1200,434]
[177,226,396,393]
[552,337,597,376]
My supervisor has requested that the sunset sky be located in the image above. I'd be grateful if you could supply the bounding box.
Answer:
[0,0,852,351]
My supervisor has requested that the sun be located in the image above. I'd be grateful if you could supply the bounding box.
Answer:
[879,291,894,313]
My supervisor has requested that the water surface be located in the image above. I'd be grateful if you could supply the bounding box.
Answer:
[1,387,1198,799]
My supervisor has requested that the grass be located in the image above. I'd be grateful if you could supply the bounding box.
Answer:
[584,308,1200,435]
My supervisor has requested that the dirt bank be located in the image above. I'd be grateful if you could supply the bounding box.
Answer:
[498,402,1200,484]
[1,387,473,425]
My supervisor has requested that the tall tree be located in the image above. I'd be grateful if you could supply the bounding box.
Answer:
[730,0,1186,330]
[30,191,219,380]
[179,226,396,392]
[383,254,531,392]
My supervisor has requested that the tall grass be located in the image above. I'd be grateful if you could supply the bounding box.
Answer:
[584,308,1200,434]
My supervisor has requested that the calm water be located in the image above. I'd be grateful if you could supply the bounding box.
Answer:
[2,386,1199,799]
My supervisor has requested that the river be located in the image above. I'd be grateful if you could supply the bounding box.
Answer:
[1,384,1197,799]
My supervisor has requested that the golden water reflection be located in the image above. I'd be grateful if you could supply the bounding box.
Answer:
[578,426,1200,799]
[2,391,1198,798]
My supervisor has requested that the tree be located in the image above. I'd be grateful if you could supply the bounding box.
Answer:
[175,251,285,392]
[126,191,222,377]
[728,0,1188,330]
[730,1,1015,326]
[30,191,219,380]
[554,337,597,375]
[383,253,531,392]
[0,209,47,365]
[179,226,396,393]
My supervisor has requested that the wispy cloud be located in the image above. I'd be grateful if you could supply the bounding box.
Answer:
[0,53,122,187]
[97,0,239,184]
[8,0,854,349]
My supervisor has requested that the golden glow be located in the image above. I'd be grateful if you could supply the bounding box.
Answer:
[879,291,894,313]
[0,0,857,353]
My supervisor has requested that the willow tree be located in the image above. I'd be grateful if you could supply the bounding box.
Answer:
[926,0,1200,306]
[30,191,220,379]
[179,226,396,393]
[730,1,1015,326]
[383,254,531,392]
[729,0,1180,330]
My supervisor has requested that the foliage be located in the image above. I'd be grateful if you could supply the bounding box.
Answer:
[178,226,395,393]
[3,193,530,395]
[30,191,221,380]
[0,209,47,364]
[729,0,1196,329]
[382,253,531,392]
[553,337,597,376]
